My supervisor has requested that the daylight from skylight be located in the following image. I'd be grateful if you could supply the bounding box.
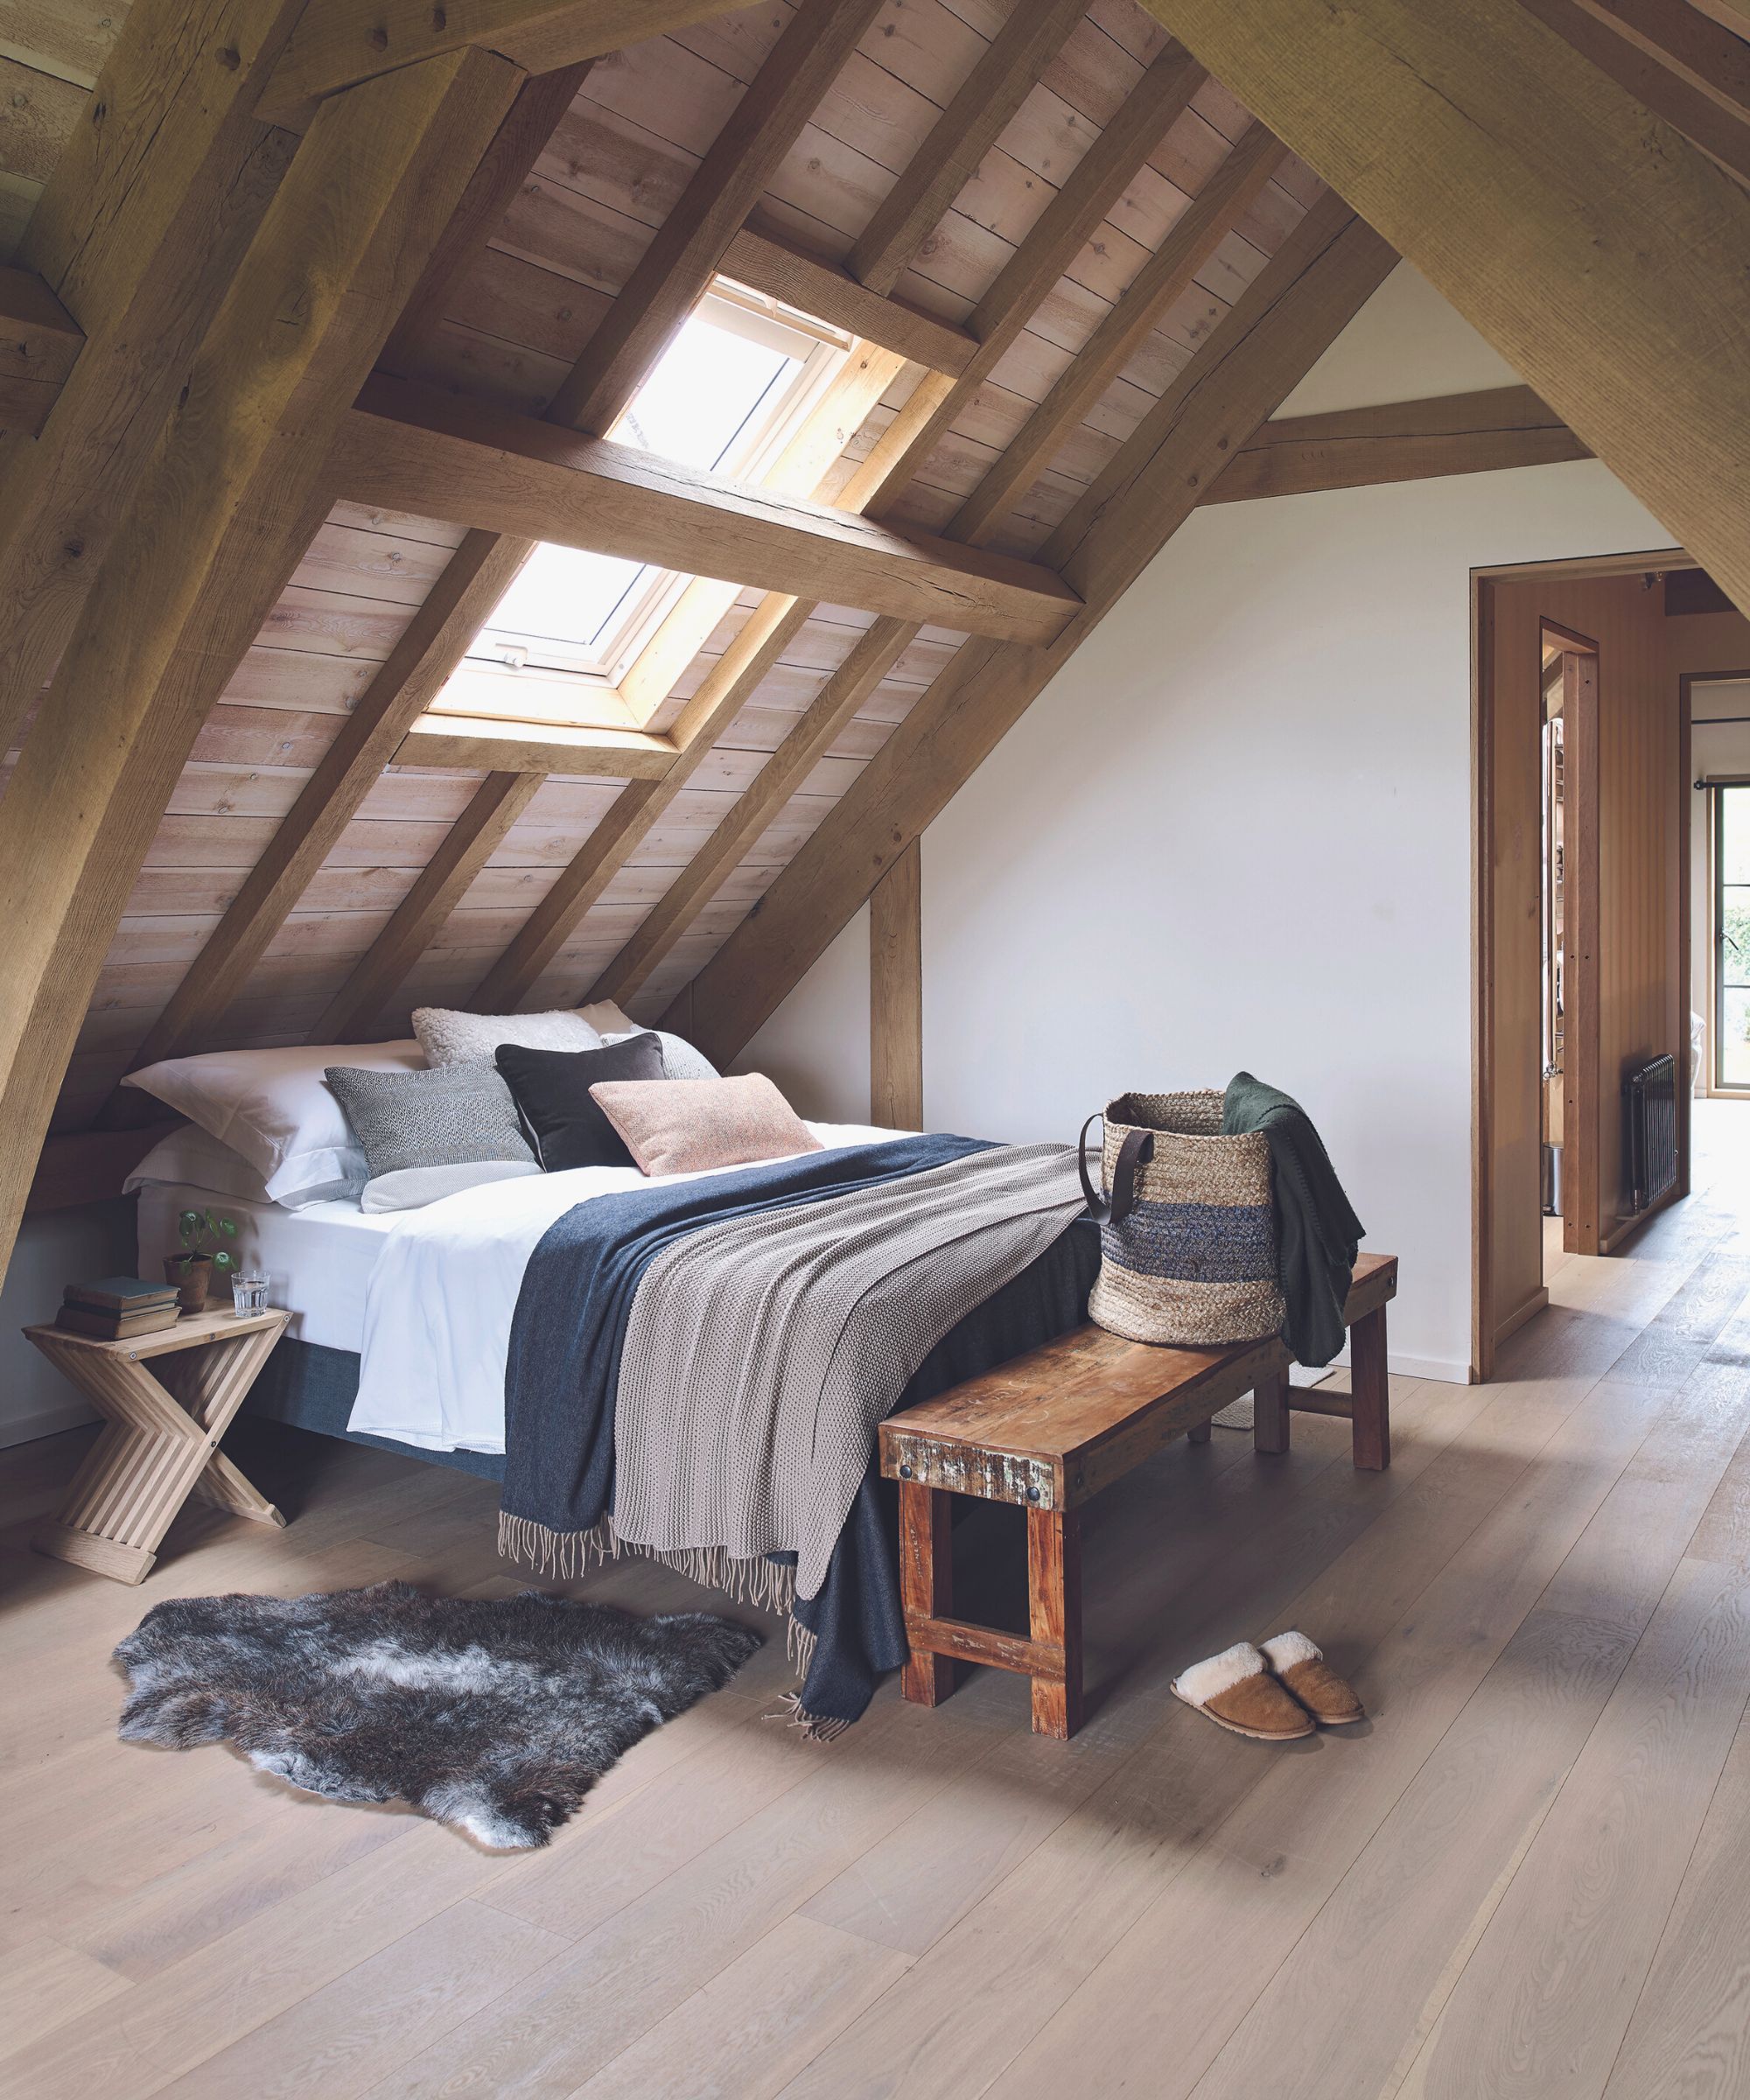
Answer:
[447,289,850,713]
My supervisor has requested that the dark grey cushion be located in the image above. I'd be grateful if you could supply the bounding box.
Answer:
[494,1030,666,1172]
[324,1062,536,1182]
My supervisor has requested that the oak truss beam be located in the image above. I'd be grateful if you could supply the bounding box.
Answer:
[0,47,522,1279]
[1521,0,1750,183]
[1205,383,1588,501]
[1136,0,1750,616]
[336,376,1082,647]
[530,41,1214,1010]
[0,262,82,442]
[668,195,1396,1063]
[258,0,760,127]
[0,0,303,768]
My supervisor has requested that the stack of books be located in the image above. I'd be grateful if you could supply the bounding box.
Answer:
[55,1277,183,1341]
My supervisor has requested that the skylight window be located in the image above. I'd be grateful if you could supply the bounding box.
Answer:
[442,286,852,717]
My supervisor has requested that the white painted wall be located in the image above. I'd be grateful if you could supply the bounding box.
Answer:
[0,1201,138,1447]
[740,265,1675,1382]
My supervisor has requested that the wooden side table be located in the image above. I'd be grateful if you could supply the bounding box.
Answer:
[25,1306,291,1584]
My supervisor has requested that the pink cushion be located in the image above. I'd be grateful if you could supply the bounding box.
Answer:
[587,1073,822,1178]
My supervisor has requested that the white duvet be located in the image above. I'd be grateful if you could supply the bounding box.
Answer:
[347,1122,900,1452]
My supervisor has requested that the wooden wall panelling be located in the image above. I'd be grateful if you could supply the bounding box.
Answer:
[590,617,917,1005]
[312,772,546,1042]
[870,836,924,1130]
[950,117,1289,545]
[0,0,304,766]
[672,196,1395,1062]
[0,46,523,1278]
[1206,385,1590,502]
[847,0,1088,295]
[1135,0,1750,617]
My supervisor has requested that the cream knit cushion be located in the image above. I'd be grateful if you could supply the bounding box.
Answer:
[588,1073,821,1178]
[413,1006,602,1068]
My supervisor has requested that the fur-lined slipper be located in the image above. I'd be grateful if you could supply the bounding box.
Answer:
[1261,1631,1364,1726]
[1171,1641,1315,1740]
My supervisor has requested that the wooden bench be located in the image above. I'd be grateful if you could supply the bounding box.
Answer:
[878,1252,1397,1740]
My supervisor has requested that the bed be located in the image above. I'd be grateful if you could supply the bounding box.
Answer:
[123,1032,1097,1730]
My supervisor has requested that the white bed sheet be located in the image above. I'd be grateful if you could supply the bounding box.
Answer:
[135,1183,400,1354]
[348,1122,902,1454]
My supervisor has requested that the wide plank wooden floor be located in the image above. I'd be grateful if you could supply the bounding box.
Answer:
[4,1102,1749,2099]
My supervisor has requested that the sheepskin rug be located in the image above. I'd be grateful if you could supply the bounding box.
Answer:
[114,1581,763,1848]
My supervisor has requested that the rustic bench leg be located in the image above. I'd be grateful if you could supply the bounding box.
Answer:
[1349,1303,1391,1471]
[1186,1418,1212,1445]
[898,1478,956,1705]
[1254,1368,1292,1455]
[1026,1506,1082,1740]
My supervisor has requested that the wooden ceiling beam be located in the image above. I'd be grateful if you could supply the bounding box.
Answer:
[0,261,81,441]
[546,0,884,438]
[338,376,1083,646]
[0,47,522,1279]
[565,42,1209,1008]
[1522,0,1750,182]
[668,197,1395,1064]
[1136,0,1750,618]
[720,228,978,376]
[950,120,1290,548]
[393,718,676,777]
[847,0,1088,294]
[589,616,917,1006]
[1205,383,1589,500]
[258,0,758,127]
[1568,0,1750,122]
[312,771,546,1044]
[0,0,303,768]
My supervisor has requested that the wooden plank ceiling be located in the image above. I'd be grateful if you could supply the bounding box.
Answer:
[0,0,1734,1144]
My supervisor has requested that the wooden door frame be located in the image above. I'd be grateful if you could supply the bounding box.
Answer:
[1695,716,1750,1100]
[1553,634,1601,1256]
[1471,549,1689,1380]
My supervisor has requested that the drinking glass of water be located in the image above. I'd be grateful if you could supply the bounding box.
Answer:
[232,1270,270,1316]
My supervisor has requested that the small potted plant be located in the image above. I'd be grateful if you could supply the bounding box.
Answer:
[164,1208,240,1313]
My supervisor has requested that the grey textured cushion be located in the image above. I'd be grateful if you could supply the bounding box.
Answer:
[360,1160,542,1213]
[605,1028,720,1082]
[413,1005,603,1068]
[324,1063,536,1181]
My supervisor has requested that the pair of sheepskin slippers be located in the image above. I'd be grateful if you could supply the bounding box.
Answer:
[1171,1632,1362,1740]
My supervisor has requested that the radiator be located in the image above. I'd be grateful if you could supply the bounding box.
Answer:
[1626,1054,1677,1215]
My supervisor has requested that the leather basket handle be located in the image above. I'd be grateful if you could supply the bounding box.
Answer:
[1079,1115,1152,1226]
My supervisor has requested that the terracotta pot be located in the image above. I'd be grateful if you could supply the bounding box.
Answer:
[164,1253,213,1314]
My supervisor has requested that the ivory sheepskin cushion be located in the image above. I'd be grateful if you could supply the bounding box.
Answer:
[412,1005,602,1068]
[587,1073,822,1178]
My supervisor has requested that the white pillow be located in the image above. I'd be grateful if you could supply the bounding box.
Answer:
[413,1005,603,1068]
[121,1040,424,1207]
[123,1124,271,1205]
[576,1001,635,1037]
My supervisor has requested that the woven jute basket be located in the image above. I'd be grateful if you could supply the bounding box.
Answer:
[1079,1090,1285,1347]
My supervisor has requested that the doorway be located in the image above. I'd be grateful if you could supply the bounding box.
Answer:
[1711,781,1750,1091]
[1474,553,1690,1379]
